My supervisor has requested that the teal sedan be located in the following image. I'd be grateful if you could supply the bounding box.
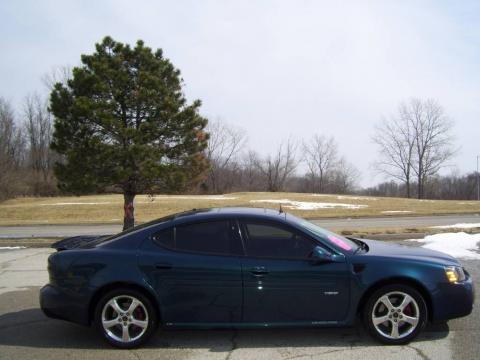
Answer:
[40,207,474,348]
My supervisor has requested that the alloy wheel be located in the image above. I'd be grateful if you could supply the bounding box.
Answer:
[371,291,420,340]
[101,295,149,343]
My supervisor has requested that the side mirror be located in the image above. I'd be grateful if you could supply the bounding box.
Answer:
[311,246,333,263]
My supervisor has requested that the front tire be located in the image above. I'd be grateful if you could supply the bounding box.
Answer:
[94,288,158,348]
[364,284,427,345]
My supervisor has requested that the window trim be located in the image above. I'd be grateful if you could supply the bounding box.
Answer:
[151,226,176,250]
[237,218,325,261]
[150,219,245,258]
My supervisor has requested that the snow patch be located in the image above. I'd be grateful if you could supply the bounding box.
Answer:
[0,246,27,250]
[141,195,238,201]
[250,199,367,210]
[430,223,480,229]
[408,232,480,260]
[381,210,413,214]
[337,196,378,201]
[40,202,112,206]
[40,195,238,206]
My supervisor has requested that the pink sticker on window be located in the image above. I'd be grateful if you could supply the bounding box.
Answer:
[328,235,352,251]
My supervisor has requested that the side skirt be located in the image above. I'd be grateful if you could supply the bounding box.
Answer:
[162,320,351,330]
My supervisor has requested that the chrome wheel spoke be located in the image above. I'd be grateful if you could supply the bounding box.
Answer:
[379,295,394,311]
[399,294,413,311]
[390,322,400,338]
[122,325,131,342]
[108,299,124,315]
[102,318,119,329]
[402,315,419,326]
[127,298,140,314]
[373,315,390,326]
[131,318,148,329]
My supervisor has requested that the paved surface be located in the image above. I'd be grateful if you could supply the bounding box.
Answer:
[0,244,478,359]
[1,214,479,239]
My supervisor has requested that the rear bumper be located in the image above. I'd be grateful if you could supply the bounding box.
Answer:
[40,284,90,326]
[432,276,474,322]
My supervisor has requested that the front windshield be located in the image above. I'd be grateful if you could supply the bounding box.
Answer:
[290,215,359,252]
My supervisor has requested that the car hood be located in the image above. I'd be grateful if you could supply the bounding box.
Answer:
[359,238,460,266]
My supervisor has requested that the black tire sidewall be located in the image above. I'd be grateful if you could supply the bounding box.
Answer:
[94,288,158,349]
[364,284,427,345]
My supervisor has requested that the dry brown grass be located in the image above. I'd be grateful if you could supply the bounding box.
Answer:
[0,192,479,226]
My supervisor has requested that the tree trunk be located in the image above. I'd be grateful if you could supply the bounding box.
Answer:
[406,178,410,198]
[123,192,135,230]
[417,174,423,199]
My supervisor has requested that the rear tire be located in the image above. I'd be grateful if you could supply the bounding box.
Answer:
[94,288,158,348]
[363,284,427,345]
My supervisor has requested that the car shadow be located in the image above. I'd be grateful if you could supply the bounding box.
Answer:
[0,307,450,351]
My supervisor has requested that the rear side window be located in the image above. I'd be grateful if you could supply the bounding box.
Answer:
[176,221,231,254]
[152,220,243,256]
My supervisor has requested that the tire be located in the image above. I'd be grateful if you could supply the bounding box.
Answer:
[94,288,158,348]
[363,284,427,345]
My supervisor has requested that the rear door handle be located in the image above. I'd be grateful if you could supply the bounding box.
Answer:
[250,266,269,277]
[155,262,172,270]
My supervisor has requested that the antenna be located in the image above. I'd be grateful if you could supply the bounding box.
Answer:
[279,204,284,214]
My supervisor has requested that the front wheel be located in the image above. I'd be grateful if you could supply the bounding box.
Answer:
[364,284,427,345]
[94,288,158,348]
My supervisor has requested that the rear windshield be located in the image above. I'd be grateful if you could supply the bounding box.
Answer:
[80,214,175,248]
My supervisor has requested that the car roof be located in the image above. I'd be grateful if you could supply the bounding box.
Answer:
[171,207,291,223]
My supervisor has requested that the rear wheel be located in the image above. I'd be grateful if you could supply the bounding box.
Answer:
[94,288,158,348]
[364,284,427,345]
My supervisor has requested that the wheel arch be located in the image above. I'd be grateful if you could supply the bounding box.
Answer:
[356,277,433,322]
[88,282,161,325]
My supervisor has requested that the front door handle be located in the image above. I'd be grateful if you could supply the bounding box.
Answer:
[155,262,172,270]
[250,266,269,277]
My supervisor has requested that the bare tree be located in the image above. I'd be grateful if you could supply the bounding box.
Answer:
[303,134,338,193]
[407,99,456,198]
[205,119,247,193]
[373,98,455,198]
[256,138,298,192]
[329,157,360,194]
[0,98,25,200]
[372,105,416,198]
[41,65,72,91]
[240,150,263,191]
[23,94,54,182]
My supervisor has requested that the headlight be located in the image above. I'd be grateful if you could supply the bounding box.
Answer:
[444,266,466,283]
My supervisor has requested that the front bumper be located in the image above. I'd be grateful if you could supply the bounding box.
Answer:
[432,275,474,322]
[40,284,90,326]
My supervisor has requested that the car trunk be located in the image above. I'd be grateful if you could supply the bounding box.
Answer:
[51,235,108,251]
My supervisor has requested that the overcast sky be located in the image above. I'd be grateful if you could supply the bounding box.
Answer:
[1,0,479,186]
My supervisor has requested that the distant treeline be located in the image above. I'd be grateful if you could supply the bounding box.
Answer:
[0,96,58,201]
[362,173,479,200]
[1,95,478,202]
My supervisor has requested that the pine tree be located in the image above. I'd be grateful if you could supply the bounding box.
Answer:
[50,37,209,230]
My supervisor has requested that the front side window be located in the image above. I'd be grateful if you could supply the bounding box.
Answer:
[242,221,315,259]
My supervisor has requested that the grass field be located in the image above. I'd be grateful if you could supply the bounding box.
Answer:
[0,192,479,226]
